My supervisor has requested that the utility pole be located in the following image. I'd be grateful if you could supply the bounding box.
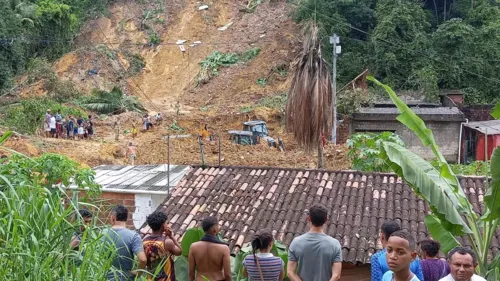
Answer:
[330,34,341,144]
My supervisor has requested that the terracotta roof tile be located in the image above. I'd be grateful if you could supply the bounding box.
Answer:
[146,166,500,264]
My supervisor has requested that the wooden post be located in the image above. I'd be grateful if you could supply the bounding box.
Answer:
[199,136,206,168]
[167,134,170,195]
[317,141,324,168]
[218,135,221,167]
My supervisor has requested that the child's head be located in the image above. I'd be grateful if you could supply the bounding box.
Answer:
[146,211,168,232]
[129,142,133,146]
[386,230,417,273]
[419,239,441,259]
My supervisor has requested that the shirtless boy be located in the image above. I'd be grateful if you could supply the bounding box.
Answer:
[188,217,231,281]
[126,142,136,165]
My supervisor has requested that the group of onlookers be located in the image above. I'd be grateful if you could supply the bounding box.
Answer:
[44,109,94,140]
[72,204,486,281]
[371,220,485,281]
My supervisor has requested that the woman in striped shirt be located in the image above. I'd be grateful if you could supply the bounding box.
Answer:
[243,230,284,281]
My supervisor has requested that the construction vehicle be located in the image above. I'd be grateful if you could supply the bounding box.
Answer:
[228,130,254,145]
[228,120,279,148]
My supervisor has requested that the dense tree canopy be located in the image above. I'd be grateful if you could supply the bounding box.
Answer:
[295,0,500,104]
[0,0,109,93]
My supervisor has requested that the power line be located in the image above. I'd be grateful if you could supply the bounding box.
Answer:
[0,37,276,46]
[293,3,500,86]
[91,21,163,112]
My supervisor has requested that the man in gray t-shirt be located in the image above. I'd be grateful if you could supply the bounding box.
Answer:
[287,204,342,281]
[102,205,146,281]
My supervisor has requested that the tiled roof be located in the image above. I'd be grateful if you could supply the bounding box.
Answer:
[150,166,500,264]
[89,164,190,192]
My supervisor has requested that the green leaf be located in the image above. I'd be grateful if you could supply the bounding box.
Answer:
[491,102,500,120]
[181,227,204,257]
[484,147,500,219]
[0,131,12,145]
[174,256,189,281]
[424,215,460,254]
[380,141,471,235]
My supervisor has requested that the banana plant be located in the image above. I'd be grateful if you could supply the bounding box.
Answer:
[368,76,500,279]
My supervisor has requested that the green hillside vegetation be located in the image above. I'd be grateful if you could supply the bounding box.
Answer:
[0,0,109,93]
[295,0,500,104]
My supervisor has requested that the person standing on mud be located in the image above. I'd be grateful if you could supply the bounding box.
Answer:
[126,142,136,165]
[188,216,231,281]
[114,121,120,141]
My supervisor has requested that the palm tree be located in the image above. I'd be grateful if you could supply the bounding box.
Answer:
[286,23,332,168]
[80,87,146,114]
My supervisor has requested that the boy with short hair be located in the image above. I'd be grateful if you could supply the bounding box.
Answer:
[143,211,182,281]
[382,230,420,281]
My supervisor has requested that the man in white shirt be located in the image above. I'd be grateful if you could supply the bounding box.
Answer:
[49,115,57,138]
[439,246,486,281]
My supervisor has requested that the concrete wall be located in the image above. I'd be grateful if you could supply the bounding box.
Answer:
[352,120,461,162]
[68,190,168,230]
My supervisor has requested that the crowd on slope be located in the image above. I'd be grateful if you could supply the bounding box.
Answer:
[72,204,486,281]
[44,109,94,140]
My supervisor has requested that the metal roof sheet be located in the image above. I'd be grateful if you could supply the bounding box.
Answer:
[243,120,266,125]
[464,120,500,135]
[89,164,190,192]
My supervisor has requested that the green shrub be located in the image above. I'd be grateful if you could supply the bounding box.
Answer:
[258,93,287,109]
[197,48,261,85]
[0,152,117,280]
[347,132,405,172]
[77,87,145,114]
[127,53,145,76]
[241,47,261,62]
[431,160,489,176]
[197,51,239,85]
[2,97,86,134]
[256,77,267,87]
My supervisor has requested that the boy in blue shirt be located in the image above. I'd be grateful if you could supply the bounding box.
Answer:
[371,221,424,281]
[382,230,420,281]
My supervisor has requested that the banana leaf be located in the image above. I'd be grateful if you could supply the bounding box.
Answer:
[272,241,288,278]
[232,245,252,281]
[380,141,471,235]
[424,215,460,254]
[491,102,500,120]
[368,76,473,215]
[180,228,204,257]
[174,256,189,281]
[0,131,12,145]
[484,148,500,220]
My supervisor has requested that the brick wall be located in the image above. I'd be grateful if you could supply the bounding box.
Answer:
[337,116,351,144]
[68,191,137,229]
[462,105,495,121]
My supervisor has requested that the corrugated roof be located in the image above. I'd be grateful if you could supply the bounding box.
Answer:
[92,164,190,192]
[464,120,500,135]
[143,166,499,264]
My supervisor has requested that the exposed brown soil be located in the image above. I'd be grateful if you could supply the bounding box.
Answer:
[3,0,351,170]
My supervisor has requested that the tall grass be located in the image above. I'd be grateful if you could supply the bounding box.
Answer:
[0,183,118,280]
[0,147,119,280]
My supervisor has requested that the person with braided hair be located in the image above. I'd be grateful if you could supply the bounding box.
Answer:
[242,230,284,281]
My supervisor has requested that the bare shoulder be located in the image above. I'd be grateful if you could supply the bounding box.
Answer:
[216,244,230,253]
